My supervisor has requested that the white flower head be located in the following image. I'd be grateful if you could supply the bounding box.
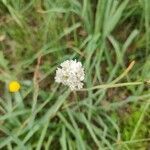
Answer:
[55,59,85,90]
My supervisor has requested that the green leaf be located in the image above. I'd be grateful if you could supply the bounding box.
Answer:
[0,51,8,69]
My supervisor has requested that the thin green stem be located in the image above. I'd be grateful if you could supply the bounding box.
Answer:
[79,81,143,91]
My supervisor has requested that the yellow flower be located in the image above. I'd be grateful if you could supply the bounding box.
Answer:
[9,81,21,92]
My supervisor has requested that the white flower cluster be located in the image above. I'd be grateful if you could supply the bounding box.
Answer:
[55,60,85,90]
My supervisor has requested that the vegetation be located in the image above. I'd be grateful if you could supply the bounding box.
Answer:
[0,0,150,149]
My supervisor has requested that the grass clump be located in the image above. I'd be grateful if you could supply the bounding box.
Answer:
[0,0,150,149]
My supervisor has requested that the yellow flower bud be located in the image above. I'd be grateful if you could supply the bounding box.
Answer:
[9,81,21,92]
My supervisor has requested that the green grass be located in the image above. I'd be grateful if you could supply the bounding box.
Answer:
[0,0,150,149]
